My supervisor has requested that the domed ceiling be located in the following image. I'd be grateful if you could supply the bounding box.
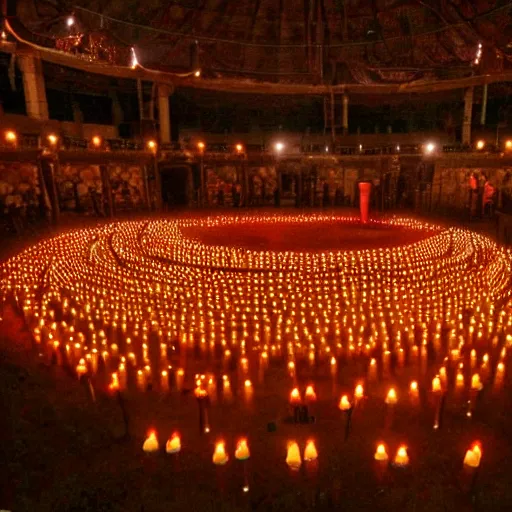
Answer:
[13,0,512,85]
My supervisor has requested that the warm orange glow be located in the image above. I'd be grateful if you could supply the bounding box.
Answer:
[471,373,483,390]
[143,430,159,453]
[147,140,157,151]
[304,440,318,461]
[5,130,16,143]
[463,443,482,468]
[213,441,229,465]
[166,432,181,454]
[394,446,409,466]
[506,140,512,150]
[235,438,250,460]
[432,375,442,393]
[290,387,301,405]
[385,387,397,405]
[305,385,317,402]
[286,442,302,470]
[476,139,485,150]
[194,70,201,77]
[109,372,120,391]
[47,134,58,145]
[197,141,205,151]
[409,381,418,393]
[338,394,351,411]
[355,384,364,400]
[235,143,244,153]
[92,136,102,147]
[374,443,388,461]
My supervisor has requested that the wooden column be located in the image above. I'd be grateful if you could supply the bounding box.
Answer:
[157,84,171,144]
[243,163,249,206]
[100,165,114,217]
[342,94,349,135]
[462,87,474,145]
[18,54,49,120]
[480,84,488,126]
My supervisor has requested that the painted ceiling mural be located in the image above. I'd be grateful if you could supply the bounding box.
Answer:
[13,0,512,83]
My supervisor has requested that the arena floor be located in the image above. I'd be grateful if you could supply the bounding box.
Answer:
[1,211,512,511]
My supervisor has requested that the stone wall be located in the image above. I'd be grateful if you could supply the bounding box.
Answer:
[431,166,512,213]
[108,164,146,210]
[0,161,41,213]
[55,162,147,214]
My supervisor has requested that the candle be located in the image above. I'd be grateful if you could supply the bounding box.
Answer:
[76,358,87,379]
[166,432,181,454]
[305,385,317,402]
[290,387,301,405]
[471,373,483,390]
[394,446,409,467]
[385,388,397,405]
[432,375,442,393]
[374,443,388,461]
[354,384,364,403]
[286,442,302,471]
[338,395,352,411]
[304,440,318,462]
[143,430,159,453]
[235,439,250,460]
[409,380,418,394]
[213,441,229,465]
[463,444,482,468]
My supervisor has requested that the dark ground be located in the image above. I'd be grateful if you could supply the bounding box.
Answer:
[1,210,512,512]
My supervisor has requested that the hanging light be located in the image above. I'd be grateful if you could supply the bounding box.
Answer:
[194,70,201,77]
[274,142,284,153]
[66,16,75,28]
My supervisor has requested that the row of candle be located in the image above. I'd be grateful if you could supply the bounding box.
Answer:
[142,430,482,470]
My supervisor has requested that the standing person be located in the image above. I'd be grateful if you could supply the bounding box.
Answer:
[469,172,478,220]
[483,177,495,217]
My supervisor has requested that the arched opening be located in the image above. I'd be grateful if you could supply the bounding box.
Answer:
[160,166,190,208]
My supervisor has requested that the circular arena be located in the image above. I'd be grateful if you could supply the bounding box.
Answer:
[2,213,512,510]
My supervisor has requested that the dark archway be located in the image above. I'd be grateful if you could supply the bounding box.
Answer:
[160,166,189,208]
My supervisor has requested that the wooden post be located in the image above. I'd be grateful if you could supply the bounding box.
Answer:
[18,53,49,120]
[100,165,114,217]
[330,89,336,145]
[157,84,171,144]
[462,87,474,145]
[480,84,488,126]
[342,94,349,135]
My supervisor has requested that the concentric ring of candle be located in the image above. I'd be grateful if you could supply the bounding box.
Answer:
[1,214,511,391]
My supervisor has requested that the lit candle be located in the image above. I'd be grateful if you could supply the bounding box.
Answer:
[385,388,397,405]
[463,443,482,468]
[374,443,388,461]
[354,384,364,404]
[303,440,318,462]
[305,385,317,402]
[394,446,409,467]
[432,375,442,393]
[166,432,181,454]
[235,438,250,460]
[290,387,301,406]
[143,430,159,453]
[338,395,352,411]
[213,441,229,465]
[286,442,302,471]
[471,373,483,390]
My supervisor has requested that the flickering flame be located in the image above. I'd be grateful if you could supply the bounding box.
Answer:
[432,376,442,393]
[374,443,388,461]
[471,373,483,391]
[143,430,159,453]
[385,388,397,405]
[463,443,482,468]
[290,387,301,405]
[286,442,302,470]
[409,381,418,393]
[166,432,181,454]
[355,384,364,399]
[213,441,229,465]
[338,395,352,411]
[394,446,409,466]
[304,440,318,461]
[305,385,317,402]
[235,438,250,460]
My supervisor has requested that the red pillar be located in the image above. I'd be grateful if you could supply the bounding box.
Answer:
[358,181,372,223]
